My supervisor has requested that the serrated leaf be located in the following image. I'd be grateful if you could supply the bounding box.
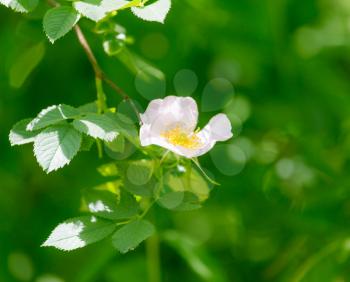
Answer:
[9,42,45,88]
[43,6,80,43]
[27,104,79,131]
[73,113,119,142]
[0,0,38,13]
[73,0,128,22]
[42,216,115,251]
[83,187,139,220]
[131,0,171,23]
[112,220,155,253]
[9,118,38,146]
[34,124,82,173]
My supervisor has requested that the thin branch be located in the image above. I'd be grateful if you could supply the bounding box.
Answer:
[74,25,141,122]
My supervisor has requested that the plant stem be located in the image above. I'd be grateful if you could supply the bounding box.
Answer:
[73,25,141,122]
[146,233,161,282]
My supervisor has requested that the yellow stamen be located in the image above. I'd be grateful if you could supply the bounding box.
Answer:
[162,126,201,149]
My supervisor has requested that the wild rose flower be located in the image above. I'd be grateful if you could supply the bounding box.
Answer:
[140,96,233,158]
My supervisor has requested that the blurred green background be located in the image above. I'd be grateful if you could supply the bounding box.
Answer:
[2,0,350,281]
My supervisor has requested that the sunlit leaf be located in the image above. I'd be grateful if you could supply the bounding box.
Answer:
[34,125,82,173]
[83,187,139,220]
[0,0,38,13]
[73,0,128,22]
[42,216,115,251]
[27,104,79,131]
[131,0,171,23]
[9,118,38,146]
[73,113,119,142]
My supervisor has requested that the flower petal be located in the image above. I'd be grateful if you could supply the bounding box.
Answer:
[140,96,198,146]
[188,114,233,157]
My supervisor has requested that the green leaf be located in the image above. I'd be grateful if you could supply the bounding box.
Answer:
[165,167,210,202]
[34,124,82,173]
[9,42,45,88]
[27,104,79,131]
[105,112,139,146]
[80,135,95,151]
[73,0,128,22]
[126,160,154,186]
[9,118,38,146]
[0,0,38,13]
[43,6,80,43]
[83,186,139,220]
[112,220,155,253]
[78,101,98,114]
[73,113,119,142]
[105,135,125,153]
[42,216,115,251]
[131,0,171,23]
[158,191,201,211]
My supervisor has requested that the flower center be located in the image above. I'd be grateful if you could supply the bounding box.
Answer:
[162,126,201,149]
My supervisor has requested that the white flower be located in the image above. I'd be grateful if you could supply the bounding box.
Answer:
[139,96,233,158]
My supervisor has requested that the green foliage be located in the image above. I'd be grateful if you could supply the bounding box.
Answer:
[42,216,116,251]
[43,6,80,43]
[131,0,171,23]
[72,113,120,142]
[73,0,128,22]
[0,0,38,13]
[83,184,139,220]
[112,220,155,253]
[33,124,82,173]
[9,119,38,146]
[27,104,79,131]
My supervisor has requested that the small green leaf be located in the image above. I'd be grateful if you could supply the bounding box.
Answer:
[158,191,201,211]
[27,104,79,131]
[126,160,154,186]
[112,220,155,253]
[42,216,115,251]
[73,113,119,142]
[165,167,210,202]
[0,0,38,13]
[131,0,171,23]
[105,135,125,153]
[83,187,139,220]
[73,0,128,22]
[43,6,80,43]
[9,42,45,88]
[9,118,38,146]
[34,124,82,173]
